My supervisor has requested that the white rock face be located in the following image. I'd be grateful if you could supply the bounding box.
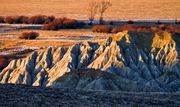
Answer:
[0,31,180,92]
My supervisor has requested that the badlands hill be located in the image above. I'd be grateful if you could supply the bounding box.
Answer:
[1,31,180,92]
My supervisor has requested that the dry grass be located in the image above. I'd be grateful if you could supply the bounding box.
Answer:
[0,0,179,20]
[0,37,75,49]
[0,29,110,49]
[1,29,113,37]
[0,37,105,51]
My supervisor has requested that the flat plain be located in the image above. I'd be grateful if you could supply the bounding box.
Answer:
[0,0,179,20]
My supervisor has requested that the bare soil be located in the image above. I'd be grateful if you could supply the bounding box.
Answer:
[0,84,180,107]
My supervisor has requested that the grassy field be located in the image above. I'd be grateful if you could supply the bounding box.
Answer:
[0,29,111,50]
[1,29,113,37]
[0,0,179,20]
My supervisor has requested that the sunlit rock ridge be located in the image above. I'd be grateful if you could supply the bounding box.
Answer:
[1,31,180,92]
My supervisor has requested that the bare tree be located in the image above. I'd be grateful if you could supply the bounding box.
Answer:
[87,1,98,25]
[98,1,112,24]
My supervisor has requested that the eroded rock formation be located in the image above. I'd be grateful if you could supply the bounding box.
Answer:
[1,31,180,92]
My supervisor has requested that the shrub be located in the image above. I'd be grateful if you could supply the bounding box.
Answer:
[0,58,9,70]
[1,15,55,24]
[92,25,112,33]
[77,21,86,28]
[13,16,22,24]
[160,25,180,33]
[112,25,153,33]
[151,27,158,32]
[17,16,29,24]
[19,32,39,40]
[0,16,30,24]
[21,16,30,24]
[175,20,180,24]
[109,21,114,25]
[4,16,15,24]
[42,17,84,30]
[127,20,134,24]
[0,16,5,23]
[42,18,64,30]
[12,16,29,24]
[45,15,55,23]
[112,25,137,33]
[29,15,56,24]
[159,24,166,30]
[42,22,59,30]
[29,15,47,24]
[112,27,122,33]
[157,20,162,24]
[62,19,79,29]
[4,16,30,24]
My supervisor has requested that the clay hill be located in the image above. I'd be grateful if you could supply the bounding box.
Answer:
[1,31,180,92]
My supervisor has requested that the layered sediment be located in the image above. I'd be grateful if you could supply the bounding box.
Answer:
[1,31,180,92]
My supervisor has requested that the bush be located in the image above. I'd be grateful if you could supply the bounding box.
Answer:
[12,16,29,24]
[157,20,162,24]
[0,58,9,70]
[19,32,39,40]
[175,20,180,24]
[45,15,55,23]
[42,22,59,30]
[22,16,30,24]
[112,25,153,33]
[158,24,166,30]
[4,16,15,24]
[4,16,30,24]
[158,24,180,33]
[29,15,56,24]
[92,25,112,33]
[1,15,55,24]
[0,15,85,29]
[29,15,46,24]
[0,16,5,23]
[18,16,29,24]
[112,25,136,33]
[42,17,84,30]
[42,18,65,30]
[109,21,114,25]
[29,15,44,24]
[112,27,122,33]
[62,19,79,29]
[78,21,86,28]
[127,20,134,24]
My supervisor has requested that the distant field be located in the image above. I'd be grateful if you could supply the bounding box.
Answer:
[0,29,110,51]
[0,0,179,20]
